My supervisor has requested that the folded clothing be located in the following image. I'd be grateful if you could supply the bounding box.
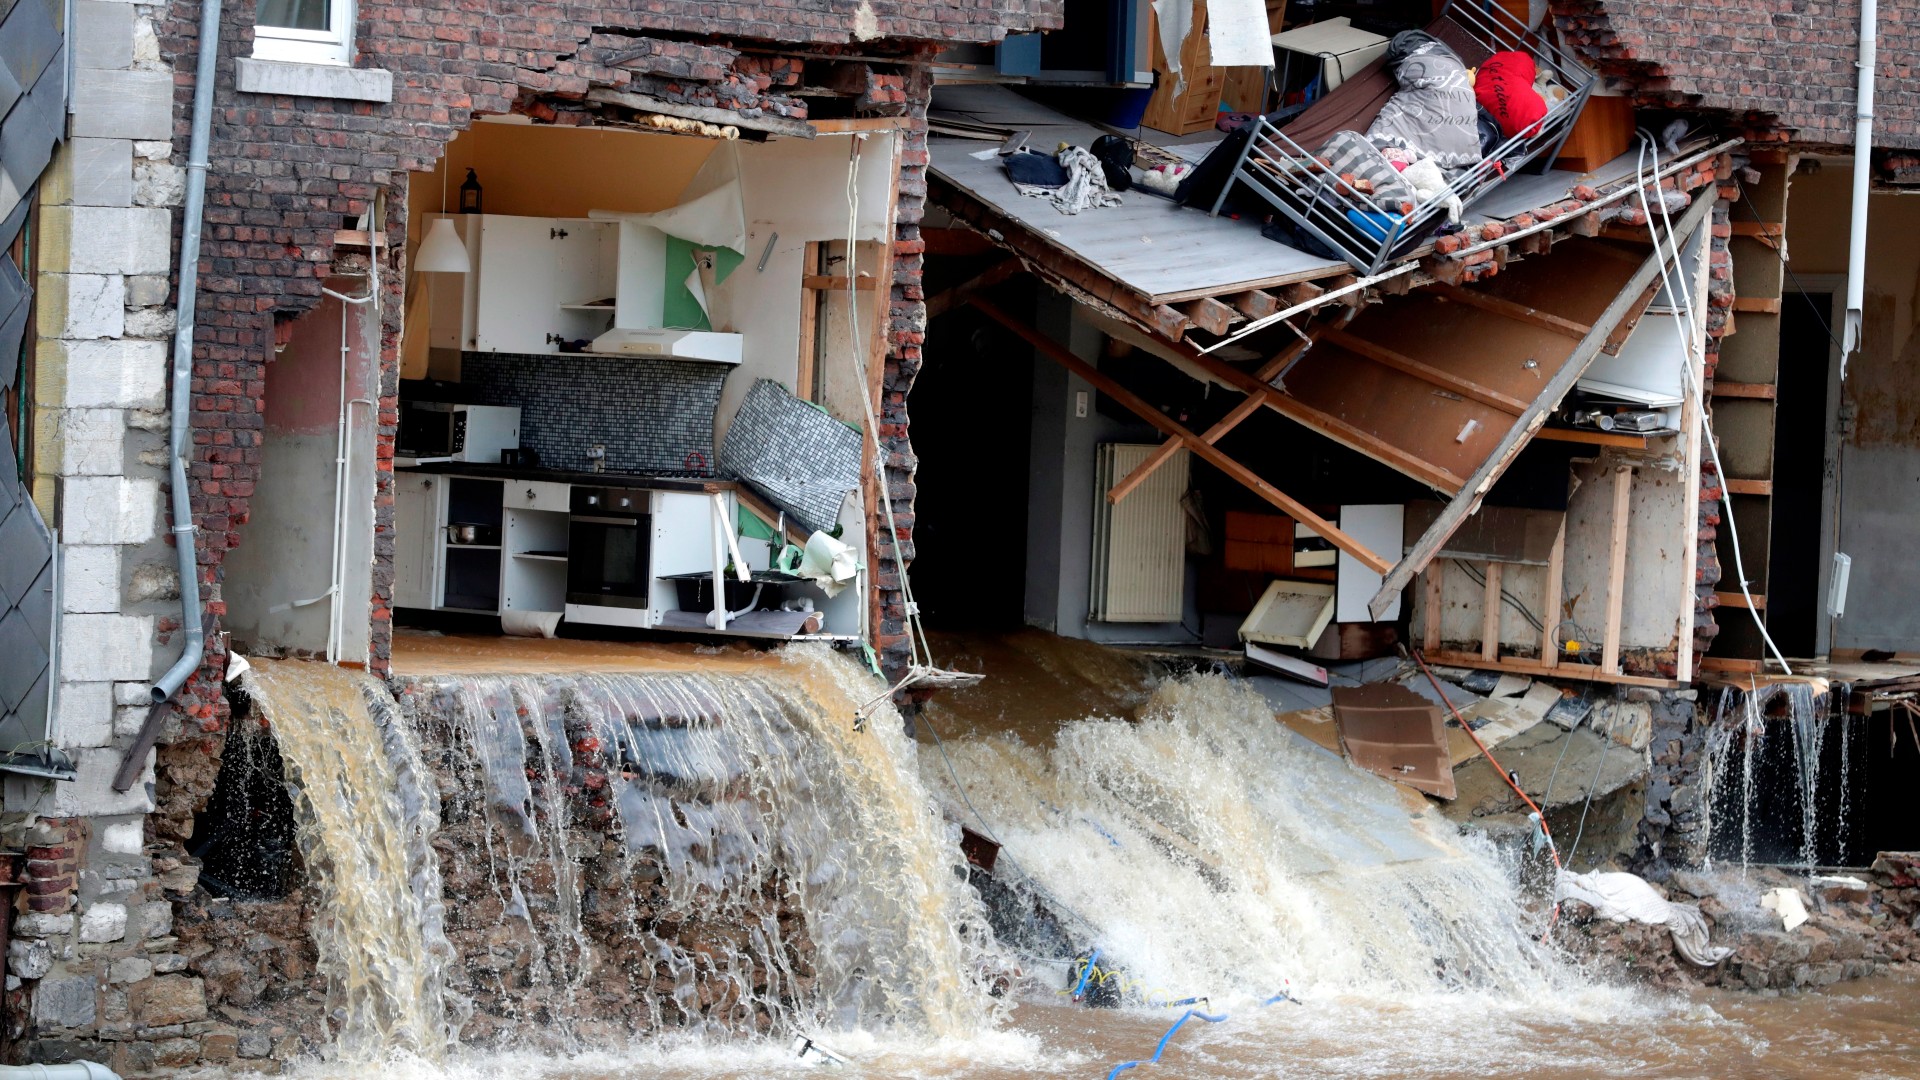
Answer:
[1476,51,1549,139]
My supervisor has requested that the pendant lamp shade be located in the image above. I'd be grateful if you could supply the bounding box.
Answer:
[416,216,470,273]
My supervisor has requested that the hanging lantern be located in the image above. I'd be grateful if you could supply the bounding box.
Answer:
[459,168,482,215]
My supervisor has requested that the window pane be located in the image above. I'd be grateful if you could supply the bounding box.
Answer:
[256,0,329,32]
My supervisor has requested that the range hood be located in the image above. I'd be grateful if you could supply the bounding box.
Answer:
[589,328,743,364]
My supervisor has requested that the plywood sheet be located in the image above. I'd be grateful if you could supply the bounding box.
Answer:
[928,86,1343,302]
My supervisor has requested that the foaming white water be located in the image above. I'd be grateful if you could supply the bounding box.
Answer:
[403,645,999,1045]
[246,659,456,1061]
[922,675,1571,1003]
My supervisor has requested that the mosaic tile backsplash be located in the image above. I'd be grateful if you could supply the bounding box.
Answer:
[461,352,730,476]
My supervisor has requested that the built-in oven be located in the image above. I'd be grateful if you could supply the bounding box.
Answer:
[567,487,652,609]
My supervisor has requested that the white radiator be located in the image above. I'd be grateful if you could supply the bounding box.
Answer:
[1090,443,1189,623]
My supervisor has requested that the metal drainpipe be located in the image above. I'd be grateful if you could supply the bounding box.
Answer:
[1841,0,1876,373]
[148,0,223,705]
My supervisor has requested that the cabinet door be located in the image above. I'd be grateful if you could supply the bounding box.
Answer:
[426,215,481,351]
[473,216,561,355]
[393,474,443,609]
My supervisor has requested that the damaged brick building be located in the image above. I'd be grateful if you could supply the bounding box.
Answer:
[4,0,1920,1070]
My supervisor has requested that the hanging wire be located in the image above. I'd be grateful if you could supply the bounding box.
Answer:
[1632,133,1794,675]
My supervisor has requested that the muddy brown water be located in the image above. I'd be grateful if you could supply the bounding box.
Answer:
[259,971,1920,1079]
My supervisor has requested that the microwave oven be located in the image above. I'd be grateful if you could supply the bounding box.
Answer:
[397,402,521,464]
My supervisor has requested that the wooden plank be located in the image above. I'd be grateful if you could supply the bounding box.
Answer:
[1281,281,1324,306]
[1371,194,1717,619]
[1716,591,1767,611]
[1325,274,1363,308]
[802,274,879,291]
[1321,328,1530,415]
[1534,427,1651,450]
[970,296,1394,575]
[1183,296,1236,336]
[1725,478,1773,496]
[1426,282,1593,340]
[795,241,820,400]
[1230,290,1281,320]
[1732,296,1783,313]
[1107,337,1310,504]
[1712,381,1777,400]
[1481,562,1503,661]
[1148,322,1467,494]
[1541,517,1565,670]
[333,229,387,248]
[924,258,1021,319]
[1730,221,1785,238]
[1425,650,1684,690]
[1601,465,1632,674]
[1700,656,1764,675]
[808,116,915,133]
[1423,562,1443,653]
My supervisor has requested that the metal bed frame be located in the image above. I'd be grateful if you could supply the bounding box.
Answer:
[1209,1,1596,275]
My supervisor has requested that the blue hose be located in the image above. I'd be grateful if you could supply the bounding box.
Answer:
[1101,990,1297,1078]
[1104,1009,1230,1080]
[1071,949,1102,1000]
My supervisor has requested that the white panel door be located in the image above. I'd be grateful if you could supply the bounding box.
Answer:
[393,473,444,609]
[1337,504,1404,623]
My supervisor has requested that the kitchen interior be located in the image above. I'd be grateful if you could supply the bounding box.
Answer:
[378,118,901,650]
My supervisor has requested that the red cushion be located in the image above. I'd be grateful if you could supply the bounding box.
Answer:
[1476,51,1548,139]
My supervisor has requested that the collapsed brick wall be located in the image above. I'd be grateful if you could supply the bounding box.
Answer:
[152,0,1065,718]
[1552,0,1920,152]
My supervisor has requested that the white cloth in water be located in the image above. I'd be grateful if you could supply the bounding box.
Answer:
[1556,870,1734,966]
[1018,147,1123,215]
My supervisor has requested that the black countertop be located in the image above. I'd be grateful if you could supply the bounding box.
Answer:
[396,460,731,493]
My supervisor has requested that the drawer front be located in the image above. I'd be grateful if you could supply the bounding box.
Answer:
[504,480,570,511]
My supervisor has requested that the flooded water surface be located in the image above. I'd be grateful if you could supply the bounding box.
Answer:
[219,638,1916,1080]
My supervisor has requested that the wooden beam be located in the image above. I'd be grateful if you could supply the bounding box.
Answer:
[1700,656,1763,675]
[795,241,821,399]
[1426,282,1593,340]
[970,296,1394,575]
[1567,211,1602,238]
[1601,465,1633,674]
[1107,336,1311,504]
[1324,274,1363,308]
[1730,221,1785,238]
[1541,517,1565,670]
[923,228,998,256]
[1371,194,1718,620]
[1425,650,1684,690]
[924,258,1020,318]
[1423,561,1443,653]
[1321,327,1529,415]
[1183,296,1237,336]
[1725,478,1773,496]
[1534,427,1650,450]
[1141,320,1466,494]
[1716,591,1766,611]
[1732,296,1783,313]
[1601,278,1663,355]
[808,116,915,133]
[1711,381,1777,400]
[802,274,878,291]
[1229,290,1281,321]
[1481,562,1503,661]
[1280,281,1324,306]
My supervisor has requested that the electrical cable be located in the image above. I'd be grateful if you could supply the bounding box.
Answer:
[1563,731,1611,871]
[1451,558,1545,633]
[1631,132,1794,675]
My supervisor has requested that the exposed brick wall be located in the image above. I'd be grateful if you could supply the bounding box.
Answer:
[1552,0,1920,151]
[155,0,1063,706]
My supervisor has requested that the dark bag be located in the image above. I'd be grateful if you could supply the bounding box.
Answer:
[1090,134,1136,192]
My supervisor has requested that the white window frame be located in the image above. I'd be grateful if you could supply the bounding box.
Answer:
[252,0,354,66]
